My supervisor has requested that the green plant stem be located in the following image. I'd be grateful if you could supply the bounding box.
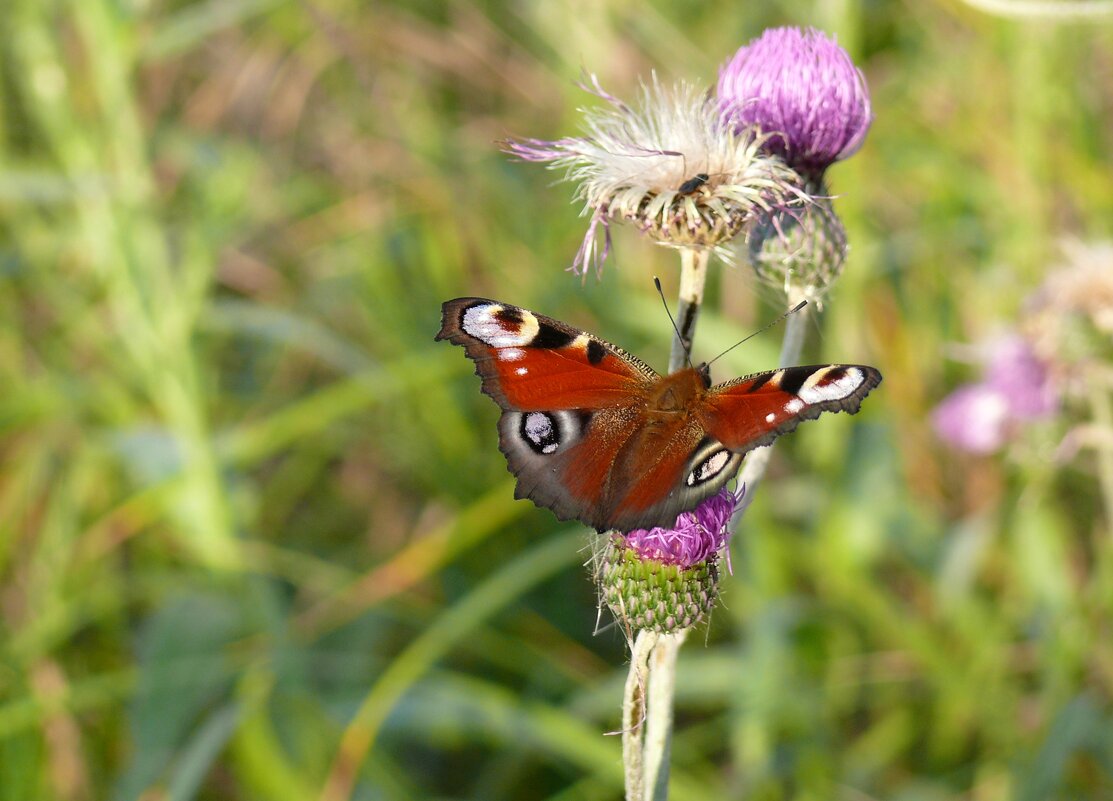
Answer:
[732,283,810,519]
[1089,382,1113,536]
[643,628,688,797]
[668,248,709,368]
[621,248,709,801]
[621,629,657,801]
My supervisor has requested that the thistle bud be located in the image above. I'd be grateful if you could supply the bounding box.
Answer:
[746,192,848,301]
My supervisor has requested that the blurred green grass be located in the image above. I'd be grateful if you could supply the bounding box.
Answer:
[1,1,1113,799]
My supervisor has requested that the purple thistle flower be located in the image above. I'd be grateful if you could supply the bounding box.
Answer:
[597,487,743,633]
[622,487,742,569]
[502,75,806,277]
[933,335,1058,454]
[717,27,871,178]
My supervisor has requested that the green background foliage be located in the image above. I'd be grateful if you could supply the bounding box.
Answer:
[2,1,1112,799]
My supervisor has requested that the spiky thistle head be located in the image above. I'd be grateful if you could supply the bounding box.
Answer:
[596,488,741,634]
[503,75,807,277]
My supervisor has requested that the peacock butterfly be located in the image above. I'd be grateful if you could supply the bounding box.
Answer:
[436,298,881,532]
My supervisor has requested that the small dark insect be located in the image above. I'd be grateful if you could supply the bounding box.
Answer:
[677,173,710,195]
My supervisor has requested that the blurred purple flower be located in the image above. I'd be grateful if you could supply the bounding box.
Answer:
[622,487,742,569]
[717,27,871,178]
[983,335,1058,418]
[933,335,1058,454]
[932,384,1011,454]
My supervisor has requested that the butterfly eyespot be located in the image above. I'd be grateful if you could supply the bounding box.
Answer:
[522,412,561,455]
[797,366,864,402]
[687,447,732,486]
[461,303,540,348]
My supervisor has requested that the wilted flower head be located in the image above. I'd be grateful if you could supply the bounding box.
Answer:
[933,334,1058,454]
[1026,240,1113,371]
[718,26,871,180]
[597,488,742,633]
[503,75,806,277]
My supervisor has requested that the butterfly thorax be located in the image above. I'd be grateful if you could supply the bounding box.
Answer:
[645,367,708,419]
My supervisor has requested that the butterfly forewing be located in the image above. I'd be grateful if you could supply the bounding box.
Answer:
[436,298,656,411]
[700,364,882,453]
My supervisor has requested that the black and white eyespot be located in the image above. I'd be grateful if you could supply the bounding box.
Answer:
[515,410,585,456]
[797,366,865,403]
[685,439,740,487]
[522,412,559,454]
[461,303,540,348]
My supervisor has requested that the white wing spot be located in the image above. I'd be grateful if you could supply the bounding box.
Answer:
[462,304,540,348]
[525,412,552,441]
[499,348,525,362]
[785,398,805,414]
[523,411,561,454]
[515,367,528,376]
[765,412,776,423]
[798,367,864,403]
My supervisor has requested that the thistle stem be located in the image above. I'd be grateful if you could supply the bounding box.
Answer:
[732,283,810,519]
[622,247,709,801]
[1089,382,1113,536]
[669,247,709,369]
[642,628,688,797]
[622,629,657,800]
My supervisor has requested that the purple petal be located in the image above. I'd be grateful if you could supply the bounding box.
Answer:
[570,208,612,278]
[622,487,743,568]
[501,137,585,163]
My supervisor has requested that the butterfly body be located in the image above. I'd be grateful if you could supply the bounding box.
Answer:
[437,297,881,532]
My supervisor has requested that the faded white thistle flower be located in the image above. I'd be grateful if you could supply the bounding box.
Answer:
[502,75,807,277]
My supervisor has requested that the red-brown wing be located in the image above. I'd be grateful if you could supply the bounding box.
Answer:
[436,298,656,411]
[698,364,882,453]
[499,406,742,532]
[439,298,668,531]
[604,420,743,532]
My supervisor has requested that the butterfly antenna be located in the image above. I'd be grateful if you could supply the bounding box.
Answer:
[653,276,693,368]
[706,300,808,367]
